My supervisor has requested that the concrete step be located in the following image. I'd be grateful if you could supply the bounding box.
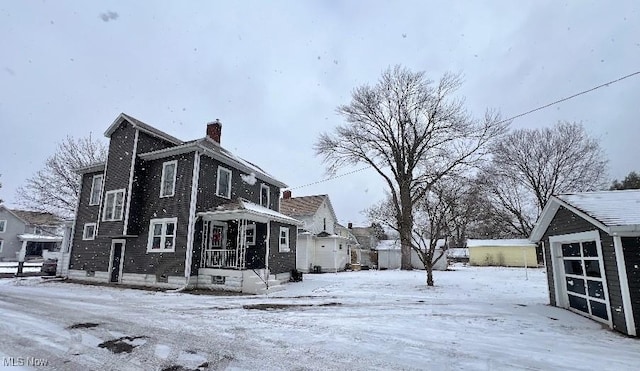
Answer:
[256,284,285,295]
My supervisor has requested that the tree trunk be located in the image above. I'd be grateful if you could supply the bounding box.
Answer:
[399,184,414,270]
[426,266,434,286]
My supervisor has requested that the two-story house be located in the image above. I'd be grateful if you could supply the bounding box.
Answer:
[279,192,358,273]
[0,206,62,261]
[69,113,301,294]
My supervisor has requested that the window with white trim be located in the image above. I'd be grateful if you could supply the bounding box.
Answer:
[83,223,96,240]
[260,184,270,208]
[242,224,256,246]
[0,220,6,233]
[0,239,3,252]
[102,189,125,221]
[216,166,232,199]
[147,218,177,252]
[160,160,177,198]
[89,174,103,206]
[279,226,290,252]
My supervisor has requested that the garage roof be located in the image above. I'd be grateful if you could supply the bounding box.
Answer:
[530,190,640,242]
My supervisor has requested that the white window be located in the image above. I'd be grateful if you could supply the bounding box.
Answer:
[0,220,6,233]
[89,174,103,206]
[242,224,256,246]
[260,184,270,208]
[102,189,125,221]
[147,218,177,252]
[83,223,96,240]
[216,166,232,199]
[0,239,3,252]
[160,160,177,198]
[279,226,290,252]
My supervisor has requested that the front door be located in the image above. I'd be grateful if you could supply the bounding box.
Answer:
[110,240,125,283]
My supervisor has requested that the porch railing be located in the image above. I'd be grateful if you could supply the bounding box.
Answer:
[202,249,238,269]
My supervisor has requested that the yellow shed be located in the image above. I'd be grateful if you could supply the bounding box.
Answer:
[467,239,537,267]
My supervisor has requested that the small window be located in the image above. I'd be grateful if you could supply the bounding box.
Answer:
[160,160,177,198]
[103,189,125,221]
[0,220,6,233]
[83,223,96,240]
[260,184,270,208]
[147,218,177,252]
[279,226,290,252]
[0,239,3,252]
[242,224,256,246]
[89,174,103,206]
[216,166,232,199]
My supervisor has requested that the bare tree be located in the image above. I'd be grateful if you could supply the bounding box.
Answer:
[17,135,107,218]
[483,121,608,237]
[367,179,459,286]
[610,171,640,190]
[316,65,507,270]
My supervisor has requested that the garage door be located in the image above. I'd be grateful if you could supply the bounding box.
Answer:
[561,241,610,322]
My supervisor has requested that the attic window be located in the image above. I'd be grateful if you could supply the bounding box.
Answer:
[260,184,270,208]
[0,220,6,233]
[216,166,232,199]
[160,160,177,198]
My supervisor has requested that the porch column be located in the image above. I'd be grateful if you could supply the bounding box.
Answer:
[16,240,27,277]
[265,221,270,279]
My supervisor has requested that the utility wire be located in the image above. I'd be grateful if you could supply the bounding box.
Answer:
[287,70,640,190]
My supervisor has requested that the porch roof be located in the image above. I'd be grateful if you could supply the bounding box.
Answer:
[198,199,303,226]
[17,234,63,243]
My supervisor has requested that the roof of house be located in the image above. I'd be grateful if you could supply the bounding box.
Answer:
[82,113,288,187]
[530,190,640,242]
[466,239,535,247]
[279,195,330,217]
[105,113,183,145]
[3,208,62,226]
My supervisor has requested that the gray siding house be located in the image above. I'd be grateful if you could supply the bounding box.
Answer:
[530,190,640,337]
[0,206,62,261]
[69,113,300,294]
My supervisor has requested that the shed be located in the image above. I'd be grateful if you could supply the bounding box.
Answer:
[530,190,640,337]
[376,239,448,270]
[467,239,536,267]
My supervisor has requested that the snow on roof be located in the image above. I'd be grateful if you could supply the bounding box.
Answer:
[198,199,302,226]
[466,239,535,248]
[17,234,63,242]
[239,199,302,225]
[556,190,640,227]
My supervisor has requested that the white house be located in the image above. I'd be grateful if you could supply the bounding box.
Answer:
[280,191,359,273]
[376,238,448,270]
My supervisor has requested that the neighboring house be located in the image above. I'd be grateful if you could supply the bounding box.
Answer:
[279,192,357,273]
[467,239,537,267]
[349,224,379,268]
[69,113,301,294]
[530,190,640,337]
[376,239,448,270]
[0,206,62,261]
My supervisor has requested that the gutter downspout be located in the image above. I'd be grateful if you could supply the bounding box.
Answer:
[178,151,201,292]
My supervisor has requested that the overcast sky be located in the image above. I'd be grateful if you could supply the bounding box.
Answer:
[1,1,639,226]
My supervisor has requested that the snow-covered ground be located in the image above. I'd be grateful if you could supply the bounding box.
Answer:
[0,266,638,370]
[0,262,42,274]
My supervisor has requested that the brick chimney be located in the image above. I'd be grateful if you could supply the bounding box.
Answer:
[348,222,353,229]
[206,119,222,144]
[283,190,292,199]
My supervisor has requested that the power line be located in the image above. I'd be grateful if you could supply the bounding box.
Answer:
[287,70,640,190]
[288,166,371,190]
[496,70,640,126]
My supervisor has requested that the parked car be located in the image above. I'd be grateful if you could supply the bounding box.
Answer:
[41,259,58,276]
